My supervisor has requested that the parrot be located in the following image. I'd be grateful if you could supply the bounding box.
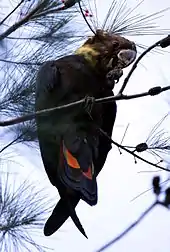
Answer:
[35,29,137,238]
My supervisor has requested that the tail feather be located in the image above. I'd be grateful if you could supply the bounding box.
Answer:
[58,139,98,205]
[67,200,88,238]
[44,197,87,238]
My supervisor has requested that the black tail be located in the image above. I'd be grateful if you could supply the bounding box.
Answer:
[67,199,88,238]
[44,197,88,238]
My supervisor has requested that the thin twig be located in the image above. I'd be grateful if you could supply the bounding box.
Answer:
[118,40,162,94]
[130,178,170,202]
[0,0,47,41]
[0,0,24,26]
[78,0,96,35]
[0,99,84,126]
[0,58,42,66]
[0,133,25,154]
[31,7,78,19]
[0,85,169,127]
[98,85,170,103]
[96,201,158,252]
[98,128,170,172]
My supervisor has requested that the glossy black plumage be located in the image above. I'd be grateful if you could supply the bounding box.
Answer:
[35,30,136,237]
[35,55,116,237]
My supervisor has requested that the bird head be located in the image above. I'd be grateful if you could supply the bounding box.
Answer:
[75,29,137,85]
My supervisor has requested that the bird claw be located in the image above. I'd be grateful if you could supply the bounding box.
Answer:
[83,95,95,114]
[106,68,123,89]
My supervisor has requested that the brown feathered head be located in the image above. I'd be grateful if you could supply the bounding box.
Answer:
[76,29,137,85]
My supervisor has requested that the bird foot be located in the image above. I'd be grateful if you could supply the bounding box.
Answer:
[106,68,123,89]
[83,95,95,115]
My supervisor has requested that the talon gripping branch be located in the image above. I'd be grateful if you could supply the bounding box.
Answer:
[35,30,137,237]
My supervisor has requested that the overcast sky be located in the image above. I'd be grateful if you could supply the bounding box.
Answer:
[1,0,170,251]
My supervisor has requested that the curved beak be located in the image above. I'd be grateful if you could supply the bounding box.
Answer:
[105,48,137,89]
[117,49,137,67]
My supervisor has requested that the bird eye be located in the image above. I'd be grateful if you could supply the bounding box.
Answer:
[112,41,119,48]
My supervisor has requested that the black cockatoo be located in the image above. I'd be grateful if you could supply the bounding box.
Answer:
[35,30,137,238]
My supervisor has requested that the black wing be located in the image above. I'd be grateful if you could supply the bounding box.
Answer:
[35,56,116,237]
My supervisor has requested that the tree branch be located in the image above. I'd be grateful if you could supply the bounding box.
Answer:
[32,8,78,20]
[0,0,81,41]
[0,0,24,26]
[0,0,48,41]
[0,133,25,154]
[99,128,170,172]
[118,36,170,94]
[96,201,158,252]
[0,84,169,127]
[0,58,42,66]
[97,173,170,252]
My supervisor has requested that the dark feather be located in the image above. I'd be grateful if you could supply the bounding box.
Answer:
[35,32,135,237]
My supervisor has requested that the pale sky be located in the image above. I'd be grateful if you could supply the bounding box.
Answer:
[1,0,170,252]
